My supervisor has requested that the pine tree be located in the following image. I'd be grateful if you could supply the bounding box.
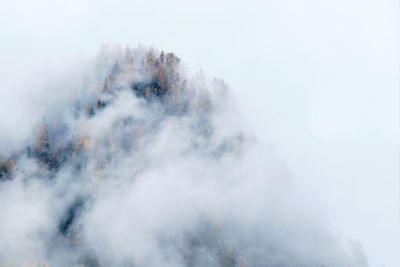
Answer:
[102,78,108,92]
[158,70,166,93]
[35,124,50,151]
[124,46,133,64]
[160,51,165,64]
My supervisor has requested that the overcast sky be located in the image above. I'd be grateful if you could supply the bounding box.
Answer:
[0,0,398,266]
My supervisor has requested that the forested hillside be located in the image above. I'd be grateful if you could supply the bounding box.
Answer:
[0,46,367,267]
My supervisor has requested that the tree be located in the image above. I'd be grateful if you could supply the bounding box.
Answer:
[35,124,50,151]
[160,51,165,64]
[158,70,166,93]
[102,78,108,92]
[124,46,133,64]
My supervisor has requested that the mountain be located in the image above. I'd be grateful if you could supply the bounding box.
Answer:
[0,46,367,267]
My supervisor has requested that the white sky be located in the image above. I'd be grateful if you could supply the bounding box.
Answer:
[0,0,398,266]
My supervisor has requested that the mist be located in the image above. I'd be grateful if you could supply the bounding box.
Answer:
[0,44,369,266]
[0,0,398,266]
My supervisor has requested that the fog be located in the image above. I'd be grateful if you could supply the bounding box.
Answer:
[0,0,398,266]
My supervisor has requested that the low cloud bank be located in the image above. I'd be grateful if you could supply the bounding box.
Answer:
[0,45,368,267]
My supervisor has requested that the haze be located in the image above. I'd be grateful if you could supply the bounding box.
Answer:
[0,0,398,266]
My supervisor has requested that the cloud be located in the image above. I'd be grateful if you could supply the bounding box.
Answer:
[0,46,369,266]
